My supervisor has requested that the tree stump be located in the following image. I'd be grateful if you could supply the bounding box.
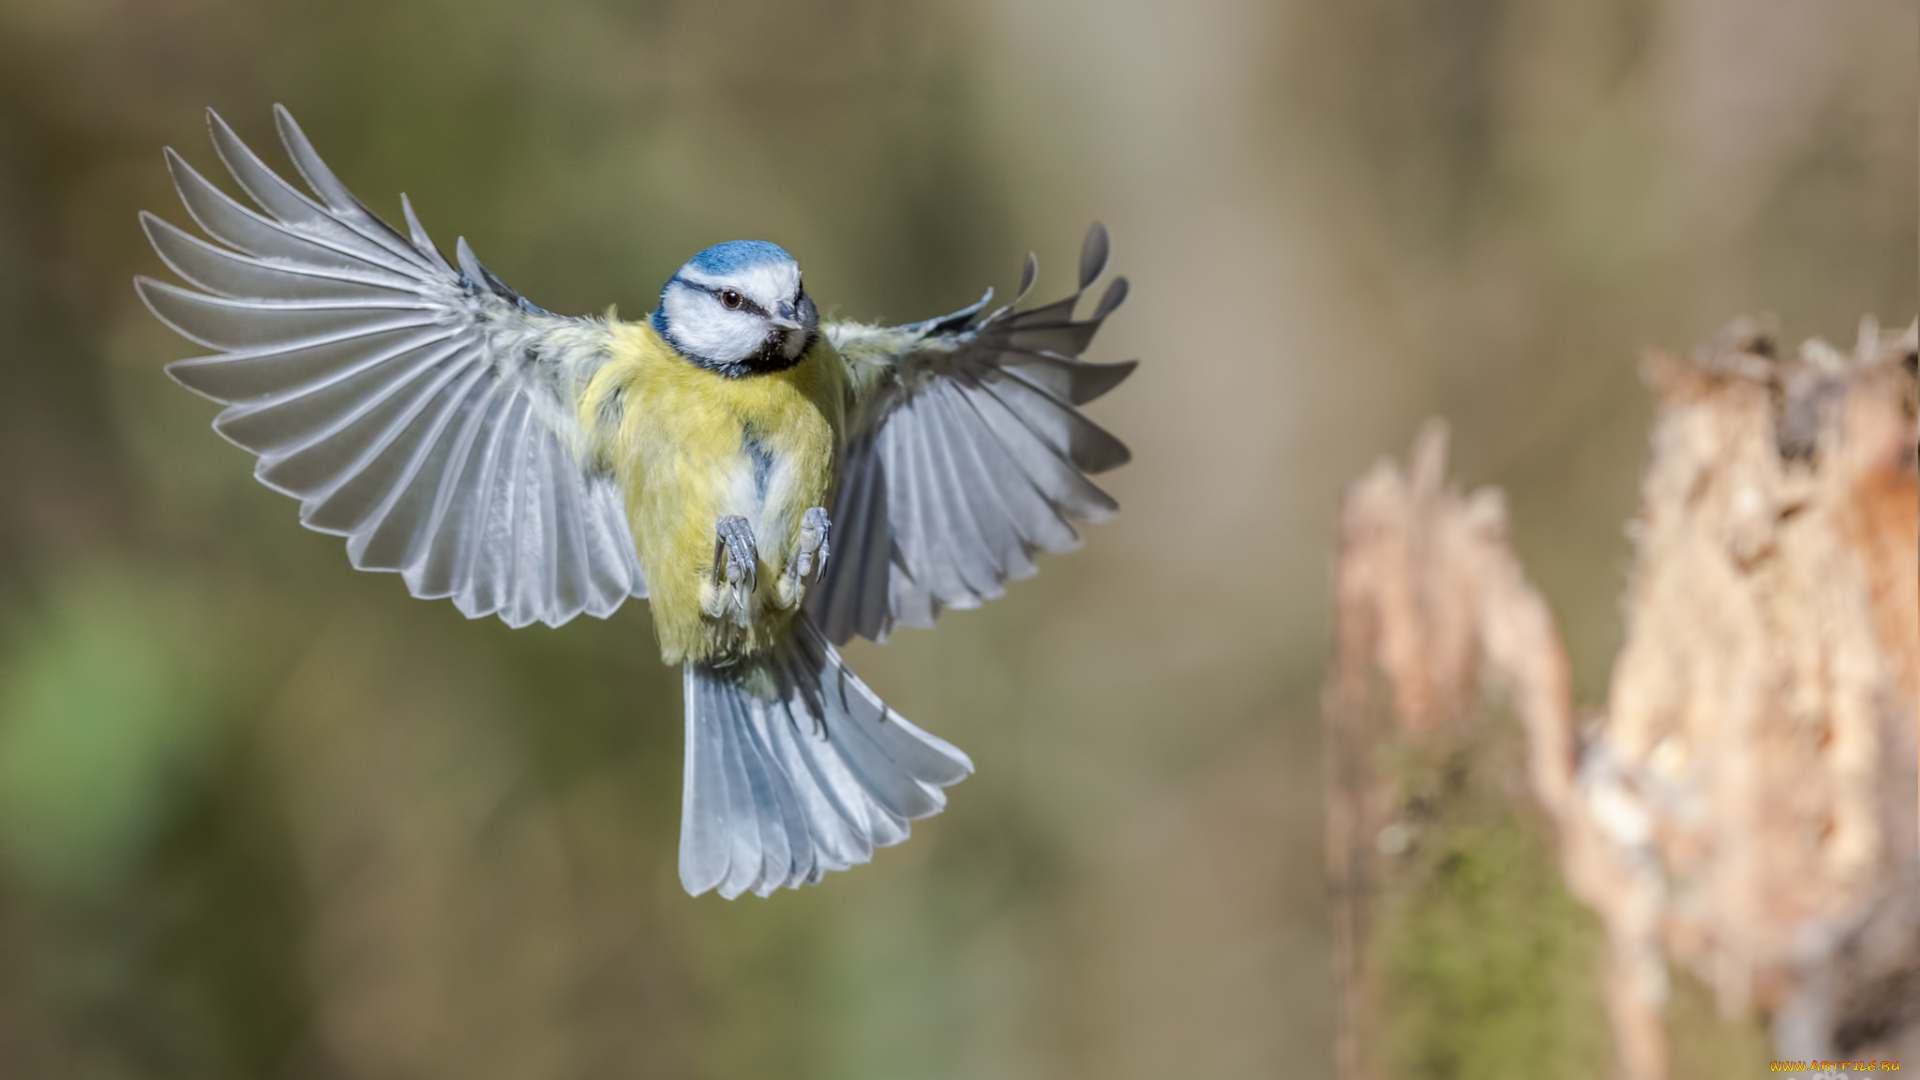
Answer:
[1327,318,1919,1080]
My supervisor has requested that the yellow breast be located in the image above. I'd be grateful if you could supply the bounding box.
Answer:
[579,321,847,664]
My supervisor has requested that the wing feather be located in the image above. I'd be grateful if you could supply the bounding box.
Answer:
[811,223,1135,643]
[140,212,409,302]
[164,149,420,282]
[417,384,512,600]
[297,347,480,533]
[348,361,493,570]
[175,323,445,414]
[208,111,431,275]
[139,107,644,628]
[913,389,998,600]
[813,429,891,645]
[263,338,471,511]
[974,372,1130,487]
[213,333,462,465]
[136,279,434,352]
[273,106,441,272]
[925,383,1031,590]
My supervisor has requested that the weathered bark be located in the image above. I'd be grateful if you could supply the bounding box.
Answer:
[1326,419,1599,1079]
[1327,317,1919,1080]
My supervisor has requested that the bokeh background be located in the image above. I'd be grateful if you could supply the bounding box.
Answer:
[0,0,1911,1077]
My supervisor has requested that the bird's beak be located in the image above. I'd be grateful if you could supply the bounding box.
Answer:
[770,303,802,331]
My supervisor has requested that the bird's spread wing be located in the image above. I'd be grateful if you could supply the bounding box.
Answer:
[136,107,646,628]
[810,224,1135,645]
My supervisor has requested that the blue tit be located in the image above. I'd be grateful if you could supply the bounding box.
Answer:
[136,108,1137,899]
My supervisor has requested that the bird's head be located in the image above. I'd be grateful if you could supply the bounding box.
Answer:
[652,240,818,376]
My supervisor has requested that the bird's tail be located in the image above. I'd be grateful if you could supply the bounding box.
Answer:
[678,618,974,898]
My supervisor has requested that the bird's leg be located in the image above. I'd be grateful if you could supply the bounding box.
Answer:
[704,514,758,625]
[776,507,831,610]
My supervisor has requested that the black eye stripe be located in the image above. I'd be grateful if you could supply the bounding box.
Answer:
[708,286,769,317]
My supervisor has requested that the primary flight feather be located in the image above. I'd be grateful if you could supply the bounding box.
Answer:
[137,107,1136,898]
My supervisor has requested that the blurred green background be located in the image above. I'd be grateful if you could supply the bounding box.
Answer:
[0,0,1910,1077]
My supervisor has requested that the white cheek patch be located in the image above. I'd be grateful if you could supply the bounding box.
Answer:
[662,282,765,365]
[678,261,801,313]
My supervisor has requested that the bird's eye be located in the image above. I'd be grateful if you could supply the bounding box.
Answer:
[720,289,743,310]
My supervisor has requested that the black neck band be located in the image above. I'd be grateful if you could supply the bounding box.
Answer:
[684,332,816,379]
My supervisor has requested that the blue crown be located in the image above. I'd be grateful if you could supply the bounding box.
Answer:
[683,240,794,277]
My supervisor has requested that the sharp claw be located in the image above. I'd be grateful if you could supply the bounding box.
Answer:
[789,507,831,590]
[806,507,831,567]
[712,515,759,616]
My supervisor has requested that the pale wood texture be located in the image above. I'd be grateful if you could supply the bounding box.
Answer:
[1327,317,1919,1080]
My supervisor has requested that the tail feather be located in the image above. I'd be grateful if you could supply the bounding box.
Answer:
[679,618,974,898]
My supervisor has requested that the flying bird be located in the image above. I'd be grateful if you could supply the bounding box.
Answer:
[136,107,1136,898]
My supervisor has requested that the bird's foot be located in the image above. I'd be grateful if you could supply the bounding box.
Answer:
[774,507,831,611]
[791,507,831,587]
[706,515,758,624]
